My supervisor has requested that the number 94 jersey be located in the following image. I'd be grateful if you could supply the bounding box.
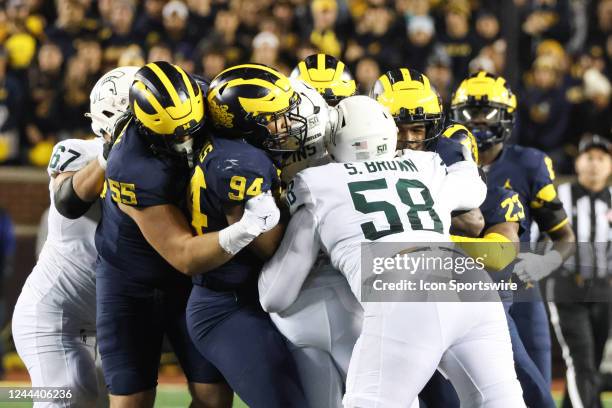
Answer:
[286,149,486,293]
[189,136,280,290]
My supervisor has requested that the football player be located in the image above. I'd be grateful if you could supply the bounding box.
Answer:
[259,76,363,408]
[95,62,279,408]
[185,64,308,408]
[370,68,485,238]
[290,53,357,106]
[12,66,138,408]
[420,127,558,408]
[260,95,524,407]
[451,71,575,386]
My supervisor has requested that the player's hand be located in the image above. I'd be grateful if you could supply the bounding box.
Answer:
[241,191,280,236]
[514,250,563,283]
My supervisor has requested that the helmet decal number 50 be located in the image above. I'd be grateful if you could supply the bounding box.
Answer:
[348,178,443,240]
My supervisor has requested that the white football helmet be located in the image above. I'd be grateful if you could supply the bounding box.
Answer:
[327,95,397,163]
[87,66,140,137]
[281,78,332,183]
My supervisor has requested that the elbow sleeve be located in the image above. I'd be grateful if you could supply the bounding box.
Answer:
[54,175,95,219]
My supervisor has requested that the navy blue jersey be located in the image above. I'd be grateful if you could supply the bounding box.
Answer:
[95,120,191,284]
[436,136,465,166]
[480,186,526,236]
[484,145,567,242]
[189,136,280,290]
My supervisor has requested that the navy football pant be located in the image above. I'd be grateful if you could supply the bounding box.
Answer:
[510,299,552,385]
[419,300,555,407]
[186,285,308,408]
[96,260,223,395]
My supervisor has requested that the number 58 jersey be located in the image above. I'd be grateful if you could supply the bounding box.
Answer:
[287,149,487,293]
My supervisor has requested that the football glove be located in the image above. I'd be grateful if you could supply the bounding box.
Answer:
[514,250,563,283]
[219,191,280,255]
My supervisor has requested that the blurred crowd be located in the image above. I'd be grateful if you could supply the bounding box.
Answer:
[0,0,610,172]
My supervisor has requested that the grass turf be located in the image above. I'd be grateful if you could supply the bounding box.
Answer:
[2,383,612,407]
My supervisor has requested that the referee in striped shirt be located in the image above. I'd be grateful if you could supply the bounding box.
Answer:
[548,134,612,408]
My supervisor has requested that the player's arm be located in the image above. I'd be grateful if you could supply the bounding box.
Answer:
[118,192,279,276]
[53,159,106,219]
[452,221,520,271]
[450,208,485,237]
[441,148,487,211]
[50,138,110,219]
[52,122,124,219]
[514,155,576,282]
[225,203,285,260]
[259,206,320,313]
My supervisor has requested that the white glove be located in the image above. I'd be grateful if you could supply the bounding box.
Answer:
[241,191,281,235]
[218,191,280,255]
[514,250,563,283]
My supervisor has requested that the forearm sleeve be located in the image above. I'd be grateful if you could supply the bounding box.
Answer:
[54,175,95,219]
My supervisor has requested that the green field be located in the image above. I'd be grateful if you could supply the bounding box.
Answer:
[2,383,612,407]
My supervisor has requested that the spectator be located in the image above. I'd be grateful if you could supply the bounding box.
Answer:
[25,42,64,152]
[0,0,608,169]
[199,47,226,80]
[579,68,612,139]
[396,0,431,18]
[102,0,138,47]
[251,31,281,67]
[272,0,300,60]
[403,14,436,73]
[75,36,102,77]
[345,5,403,72]
[59,55,92,139]
[45,0,90,58]
[147,42,173,64]
[425,47,454,110]
[205,8,245,66]
[118,44,145,67]
[3,0,39,72]
[474,10,501,50]
[133,0,166,49]
[308,0,343,57]
[0,47,25,164]
[162,0,196,54]
[517,55,572,166]
[96,0,114,25]
[354,56,380,95]
[586,0,611,55]
[437,3,479,82]
[471,38,507,76]
[518,0,571,72]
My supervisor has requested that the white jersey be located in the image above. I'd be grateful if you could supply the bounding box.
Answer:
[288,150,485,297]
[281,79,331,184]
[22,137,103,320]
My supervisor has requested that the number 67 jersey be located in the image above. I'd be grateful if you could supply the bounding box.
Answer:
[285,149,486,298]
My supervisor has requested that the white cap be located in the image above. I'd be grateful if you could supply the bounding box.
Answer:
[584,68,611,99]
[408,15,435,35]
[253,31,280,49]
[163,0,189,20]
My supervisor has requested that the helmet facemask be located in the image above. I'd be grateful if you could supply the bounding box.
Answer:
[451,98,514,151]
[395,106,444,152]
[138,119,203,168]
[251,93,308,154]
